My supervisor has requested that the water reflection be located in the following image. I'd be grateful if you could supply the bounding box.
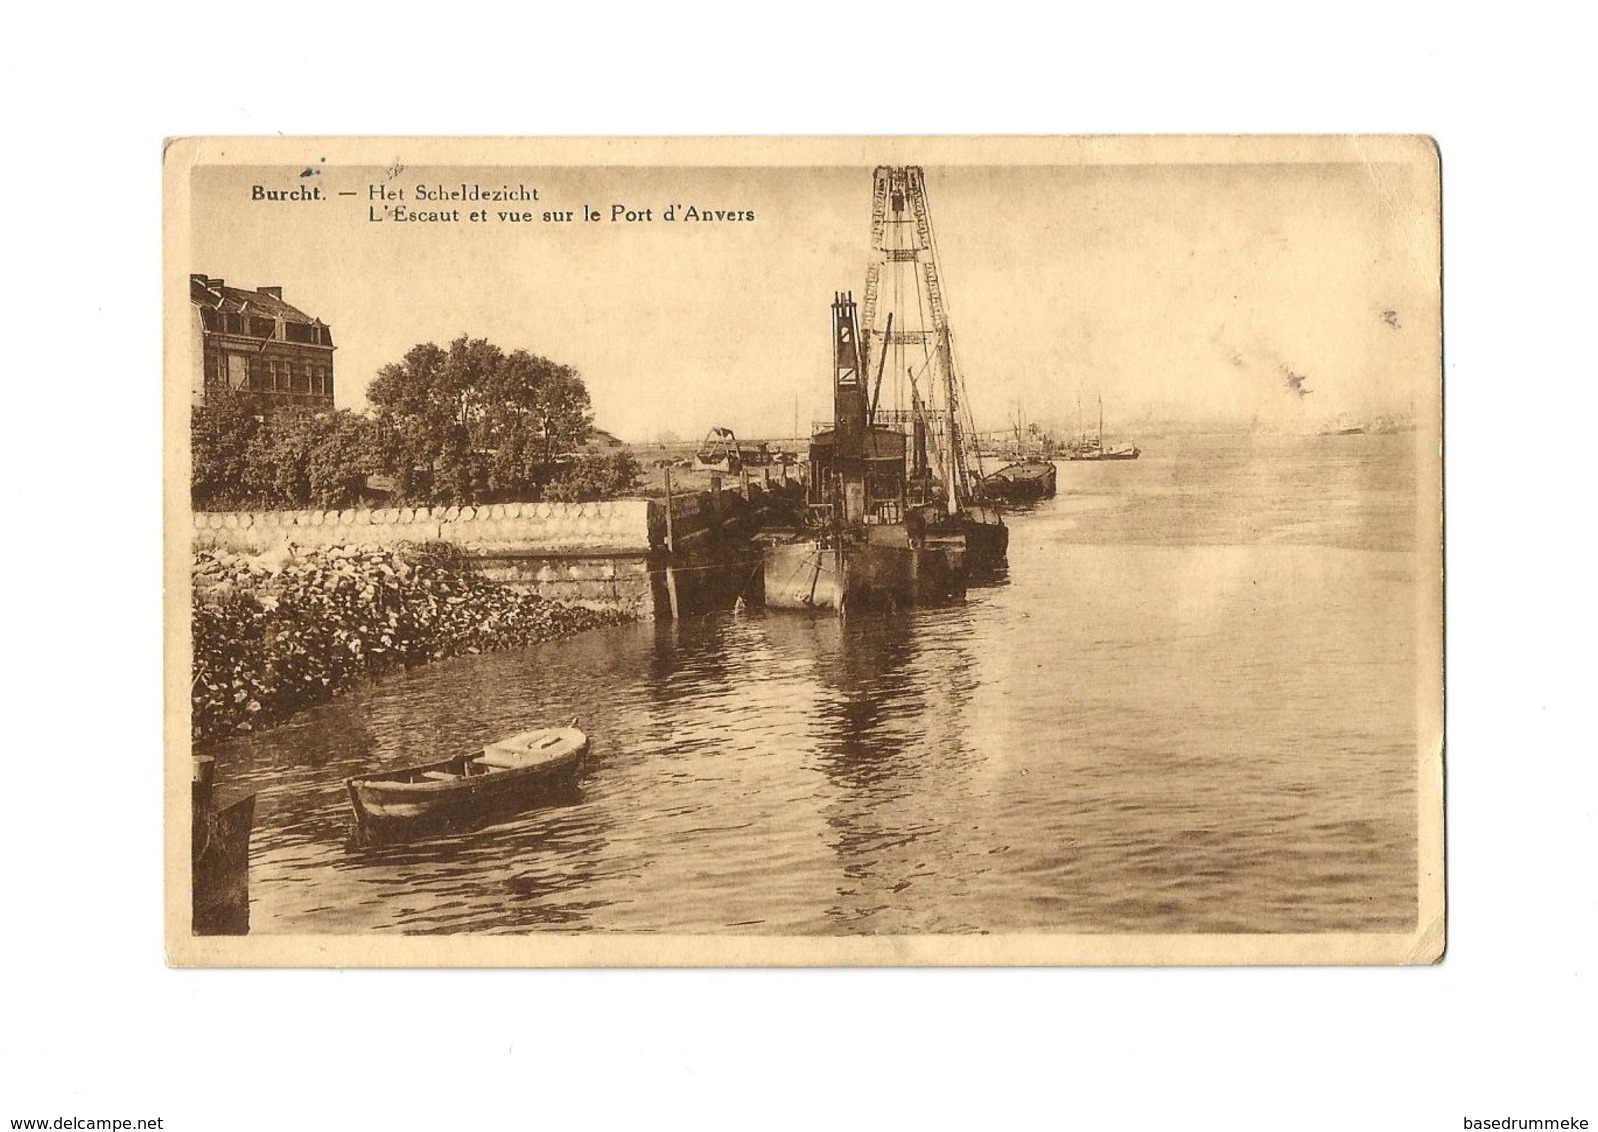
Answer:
[755,608,992,933]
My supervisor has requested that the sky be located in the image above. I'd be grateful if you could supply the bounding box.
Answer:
[187,148,1439,443]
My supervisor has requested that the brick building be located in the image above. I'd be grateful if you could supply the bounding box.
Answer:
[189,275,335,414]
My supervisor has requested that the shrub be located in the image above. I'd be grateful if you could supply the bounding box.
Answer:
[544,450,642,502]
[191,545,631,743]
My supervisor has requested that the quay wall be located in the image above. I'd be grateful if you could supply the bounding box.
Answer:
[192,500,663,617]
[189,481,802,618]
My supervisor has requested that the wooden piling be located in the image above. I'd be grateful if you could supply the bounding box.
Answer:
[193,755,216,813]
[662,466,680,620]
[192,756,254,936]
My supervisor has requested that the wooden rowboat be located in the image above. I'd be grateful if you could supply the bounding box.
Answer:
[345,725,588,844]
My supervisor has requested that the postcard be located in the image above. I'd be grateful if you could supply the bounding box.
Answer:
[166,135,1443,965]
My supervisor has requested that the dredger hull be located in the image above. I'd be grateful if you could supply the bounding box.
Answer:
[762,540,844,611]
[761,534,964,613]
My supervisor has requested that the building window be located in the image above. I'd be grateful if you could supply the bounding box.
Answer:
[293,362,310,394]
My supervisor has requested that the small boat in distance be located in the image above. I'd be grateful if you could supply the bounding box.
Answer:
[1065,394,1140,461]
[345,724,588,844]
[1090,442,1141,460]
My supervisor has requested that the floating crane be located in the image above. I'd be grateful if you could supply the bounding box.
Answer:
[860,166,1007,569]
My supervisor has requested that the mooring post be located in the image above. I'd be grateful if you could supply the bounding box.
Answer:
[193,755,216,816]
[192,755,216,863]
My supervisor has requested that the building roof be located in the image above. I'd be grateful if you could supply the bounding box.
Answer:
[189,275,323,326]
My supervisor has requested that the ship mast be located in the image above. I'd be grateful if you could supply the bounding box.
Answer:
[942,326,960,512]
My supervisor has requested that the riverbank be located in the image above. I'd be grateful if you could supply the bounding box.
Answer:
[191,543,633,745]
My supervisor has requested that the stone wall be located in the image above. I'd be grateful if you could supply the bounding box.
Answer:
[193,501,663,617]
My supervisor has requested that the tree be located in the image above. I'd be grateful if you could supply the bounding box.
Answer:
[305,411,382,509]
[367,336,594,504]
[191,405,379,511]
[191,401,262,510]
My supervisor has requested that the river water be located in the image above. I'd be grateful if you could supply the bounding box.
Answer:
[205,430,1423,936]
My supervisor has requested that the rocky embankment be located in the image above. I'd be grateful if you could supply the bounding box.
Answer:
[192,543,632,745]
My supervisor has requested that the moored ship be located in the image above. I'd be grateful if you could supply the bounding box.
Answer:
[761,293,966,613]
[976,458,1057,502]
[760,167,1013,611]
